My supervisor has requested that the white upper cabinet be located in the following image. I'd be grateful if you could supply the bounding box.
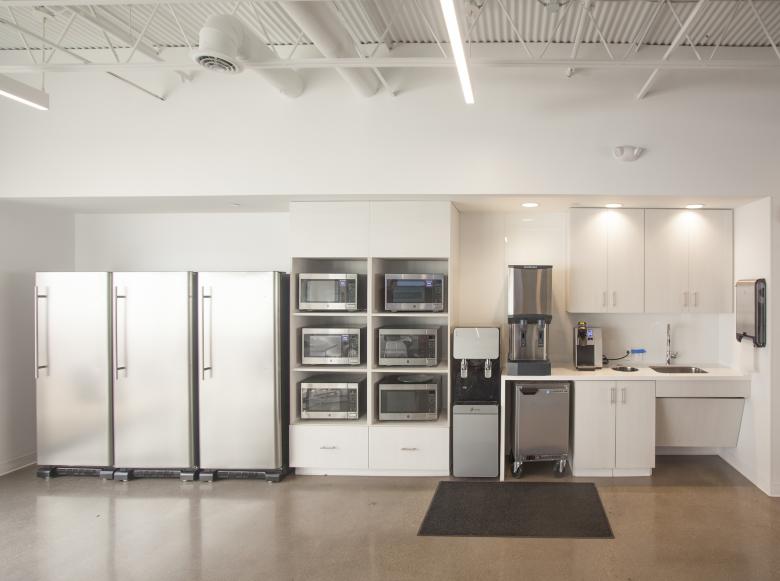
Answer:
[645,209,733,313]
[370,201,452,258]
[290,202,370,257]
[567,208,644,313]
[688,210,733,313]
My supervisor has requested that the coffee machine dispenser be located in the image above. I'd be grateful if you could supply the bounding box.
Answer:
[574,321,603,370]
[507,265,553,376]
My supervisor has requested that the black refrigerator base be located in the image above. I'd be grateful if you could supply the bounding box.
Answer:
[112,468,199,482]
[198,467,293,483]
[36,466,114,479]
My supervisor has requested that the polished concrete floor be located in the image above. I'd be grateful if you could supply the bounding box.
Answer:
[2,456,779,581]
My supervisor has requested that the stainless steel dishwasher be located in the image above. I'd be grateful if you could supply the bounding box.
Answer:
[511,382,571,478]
[453,404,499,478]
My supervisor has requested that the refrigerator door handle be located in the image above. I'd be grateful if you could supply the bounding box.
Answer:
[113,287,128,379]
[201,288,213,379]
[34,286,49,378]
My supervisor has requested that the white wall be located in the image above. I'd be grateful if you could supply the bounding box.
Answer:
[459,211,723,366]
[1,63,780,199]
[75,213,290,272]
[717,198,773,494]
[0,203,74,475]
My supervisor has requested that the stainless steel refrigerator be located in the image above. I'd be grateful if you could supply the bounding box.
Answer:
[35,272,113,477]
[197,272,289,481]
[111,272,197,481]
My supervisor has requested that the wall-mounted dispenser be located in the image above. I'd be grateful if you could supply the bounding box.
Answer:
[735,279,766,348]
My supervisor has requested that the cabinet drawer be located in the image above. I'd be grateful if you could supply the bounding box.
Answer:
[369,426,449,471]
[290,425,368,469]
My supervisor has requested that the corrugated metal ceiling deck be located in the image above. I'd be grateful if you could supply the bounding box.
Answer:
[0,0,778,52]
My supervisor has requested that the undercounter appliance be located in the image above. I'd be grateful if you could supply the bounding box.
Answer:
[198,271,290,482]
[301,327,363,365]
[378,375,441,421]
[300,375,366,420]
[507,265,553,376]
[384,274,445,312]
[378,327,440,366]
[452,328,500,478]
[298,273,362,311]
[574,321,603,370]
[511,381,570,477]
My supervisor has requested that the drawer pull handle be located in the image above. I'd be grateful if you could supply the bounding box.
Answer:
[400,447,419,452]
[319,445,337,450]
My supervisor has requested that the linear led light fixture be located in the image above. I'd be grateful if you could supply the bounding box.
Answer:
[0,73,49,111]
[439,0,474,104]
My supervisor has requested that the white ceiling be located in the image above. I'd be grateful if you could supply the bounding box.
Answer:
[1,0,779,52]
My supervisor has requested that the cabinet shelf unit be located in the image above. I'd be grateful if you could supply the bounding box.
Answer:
[288,201,458,476]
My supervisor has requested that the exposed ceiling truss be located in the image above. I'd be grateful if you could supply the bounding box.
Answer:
[1,0,779,102]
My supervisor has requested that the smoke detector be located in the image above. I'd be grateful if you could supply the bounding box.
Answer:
[613,146,644,162]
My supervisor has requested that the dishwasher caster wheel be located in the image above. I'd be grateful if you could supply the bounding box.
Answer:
[554,460,567,477]
[511,461,523,479]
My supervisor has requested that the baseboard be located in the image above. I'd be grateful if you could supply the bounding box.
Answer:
[656,447,720,455]
[294,468,450,477]
[0,452,36,477]
[717,451,772,496]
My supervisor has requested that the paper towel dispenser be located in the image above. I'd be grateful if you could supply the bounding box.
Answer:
[735,278,766,348]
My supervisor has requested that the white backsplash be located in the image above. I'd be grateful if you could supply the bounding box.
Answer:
[458,211,729,367]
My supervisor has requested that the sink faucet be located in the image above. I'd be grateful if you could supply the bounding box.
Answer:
[666,323,679,365]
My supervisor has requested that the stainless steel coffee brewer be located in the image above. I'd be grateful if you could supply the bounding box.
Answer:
[507,265,552,376]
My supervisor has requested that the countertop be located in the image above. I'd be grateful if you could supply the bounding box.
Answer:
[501,365,750,382]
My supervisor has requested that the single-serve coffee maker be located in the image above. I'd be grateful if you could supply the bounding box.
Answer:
[507,265,552,376]
[574,321,603,370]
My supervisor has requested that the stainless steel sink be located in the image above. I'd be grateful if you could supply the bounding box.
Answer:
[650,366,708,374]
[612,365,639,372]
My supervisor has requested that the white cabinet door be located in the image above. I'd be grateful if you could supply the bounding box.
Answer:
[290,202,370,257]
[645,210,690,313]
[369,201,452,258]
[615,381,656,470]
[607,209,644,313]
[568,209,608,313]
[369,426,449,471]
[688,210,733,313]
[573,381,616,470]
[289,425,369,470]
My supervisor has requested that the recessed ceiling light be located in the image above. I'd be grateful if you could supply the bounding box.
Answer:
[605,203,623,208]
[522,202,539,208]
[685,204,704,209]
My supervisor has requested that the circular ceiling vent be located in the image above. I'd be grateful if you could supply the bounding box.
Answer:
[194,53,239,74]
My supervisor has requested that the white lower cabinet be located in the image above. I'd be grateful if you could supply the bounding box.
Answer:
[289,425,368,470]
[573,381,655,476]
[369,426,449,472]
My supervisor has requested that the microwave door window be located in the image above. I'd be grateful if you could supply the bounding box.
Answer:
[383,335,413,357]
[382,390,425,414]
[304,389,349,412]
[303,280,341,303]
[305,335,343,357]
[390,280,428,303]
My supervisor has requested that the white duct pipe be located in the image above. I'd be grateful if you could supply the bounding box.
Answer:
[192,14,304,97]
[281,1,379,97]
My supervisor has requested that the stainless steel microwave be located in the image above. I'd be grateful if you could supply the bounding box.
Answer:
[300,375,366,420]
[384,274,445,312]
[301,327,363,366]
[378,327,440,367]
[298,273,362,311]
[378,375,441,421]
